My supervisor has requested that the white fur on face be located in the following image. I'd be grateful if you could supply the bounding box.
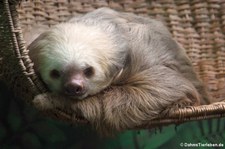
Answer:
[30,23,120,98]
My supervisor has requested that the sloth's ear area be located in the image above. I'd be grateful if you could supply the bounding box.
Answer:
[27,35,43,72]
[23,25,49,48]
[25,25,50,70]
[27,30,53,73]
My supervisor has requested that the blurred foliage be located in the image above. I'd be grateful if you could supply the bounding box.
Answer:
[0,81,225,149]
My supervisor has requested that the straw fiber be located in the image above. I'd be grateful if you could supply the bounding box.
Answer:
[0,0,225,128]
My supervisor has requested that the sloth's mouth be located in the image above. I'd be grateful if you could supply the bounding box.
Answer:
[73,109,88,123]
[53,108,89,124]
[67,93,88,100]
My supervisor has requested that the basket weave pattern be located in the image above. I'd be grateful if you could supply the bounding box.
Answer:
[0,0,225,128]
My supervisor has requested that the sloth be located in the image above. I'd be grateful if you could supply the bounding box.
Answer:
[27,8,209,134]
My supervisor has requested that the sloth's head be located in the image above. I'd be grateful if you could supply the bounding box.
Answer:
[28,23,126,100]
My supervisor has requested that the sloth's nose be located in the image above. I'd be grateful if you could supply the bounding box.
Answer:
[64,80,86,97]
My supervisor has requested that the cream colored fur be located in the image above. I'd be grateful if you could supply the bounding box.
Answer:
[28,8,209,135]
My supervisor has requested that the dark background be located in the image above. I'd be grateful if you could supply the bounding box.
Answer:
[0,81,225,149]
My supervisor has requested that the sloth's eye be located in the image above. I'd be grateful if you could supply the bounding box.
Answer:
[50,69,61,79]
[83,66,94,78]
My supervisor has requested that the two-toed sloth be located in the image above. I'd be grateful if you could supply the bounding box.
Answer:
[28,8,209,134]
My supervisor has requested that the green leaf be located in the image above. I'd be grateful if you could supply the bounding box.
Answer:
[142,125,177,149]
[118,130,137,149]
[158,118,225,149]
[0,123,6,140]
[32,121,66,143]
[21,132,42,149]
[7,100,22,132]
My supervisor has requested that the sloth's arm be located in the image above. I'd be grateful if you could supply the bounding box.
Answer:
[33,65,200,134]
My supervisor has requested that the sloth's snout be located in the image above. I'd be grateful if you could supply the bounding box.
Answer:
[64,79,86,97]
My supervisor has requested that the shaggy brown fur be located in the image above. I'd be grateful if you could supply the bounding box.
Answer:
[28,8,209,135]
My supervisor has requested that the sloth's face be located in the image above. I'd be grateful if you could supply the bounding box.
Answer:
[28,23,120,100]
[40,60,109,100]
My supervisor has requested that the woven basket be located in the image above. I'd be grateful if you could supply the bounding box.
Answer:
[0,0,225,129]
